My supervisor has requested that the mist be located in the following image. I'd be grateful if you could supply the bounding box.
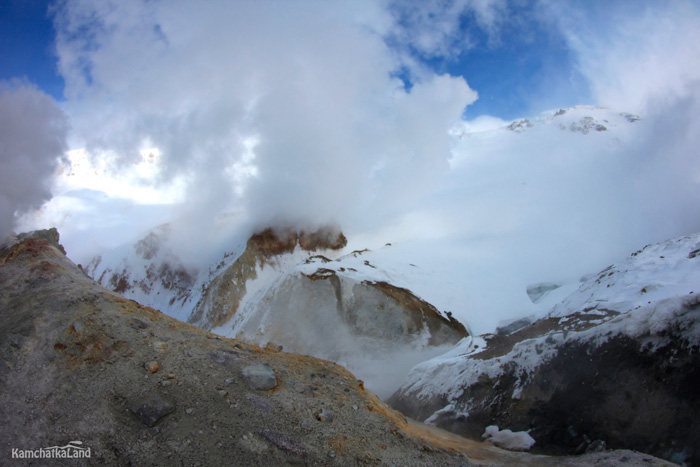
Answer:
[0,82,68,240]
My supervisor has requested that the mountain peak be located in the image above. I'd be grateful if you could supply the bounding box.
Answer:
[249,223,347,258]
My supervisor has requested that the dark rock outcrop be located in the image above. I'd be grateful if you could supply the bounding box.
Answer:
[391,310,700,464]
[249,224,347,258]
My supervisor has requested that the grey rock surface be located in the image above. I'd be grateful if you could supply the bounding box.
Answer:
[242,362,277,390]
[130,397,175,427]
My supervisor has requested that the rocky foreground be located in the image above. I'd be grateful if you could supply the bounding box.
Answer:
[0,229,673,466]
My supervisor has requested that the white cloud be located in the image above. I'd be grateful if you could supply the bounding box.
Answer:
[0,81,68,240]
[544,0,700,115]
[51,0,478,241]
[536,0,700,250]
[387,0,508,58]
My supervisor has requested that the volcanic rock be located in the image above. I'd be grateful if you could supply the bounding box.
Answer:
[242,362,277,390]
[130,397,175,427]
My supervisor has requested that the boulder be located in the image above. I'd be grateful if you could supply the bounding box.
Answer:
[242,362,277,390]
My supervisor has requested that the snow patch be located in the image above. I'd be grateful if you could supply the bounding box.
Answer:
[482,425,535,451]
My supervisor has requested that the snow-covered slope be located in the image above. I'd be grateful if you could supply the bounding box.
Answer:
[389,232,700,464]
[549,234,700,319]
[396,232,700,403]
[85,224,203,322]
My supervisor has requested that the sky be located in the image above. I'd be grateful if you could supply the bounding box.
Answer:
[1,0,589,117]
[2,1,700,308]
[0,0,64,99]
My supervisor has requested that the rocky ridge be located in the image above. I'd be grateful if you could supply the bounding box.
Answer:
[454,105,641,137]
